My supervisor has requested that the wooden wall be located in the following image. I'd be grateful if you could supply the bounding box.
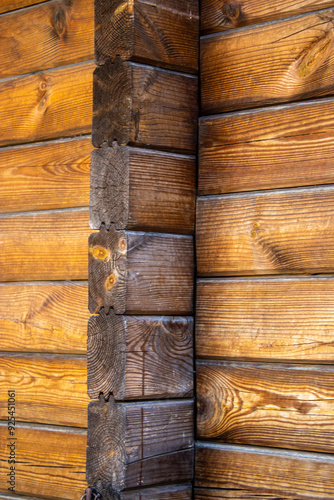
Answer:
[0,1,94,498]
[196,1,334,498]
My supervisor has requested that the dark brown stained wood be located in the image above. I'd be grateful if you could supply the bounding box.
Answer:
[0,422,86,499]
[90,142,196,233]
[196,277,334,362]
[0,209,92,281]
[197,187,334,276]
[195,443,334,499]
[197,361,334,453]
[89,226,194,315]
[0,1,48,15]
[199,99,334,195]
[0,354,89,427]
[120,484,192,499]
[0,61,94,147]
[0,0,94,78]
[87,309,193,400]
[95,0,198,72]
[201,0,334,34]
[0,282,88,353]
[0,137,92,213]
[86,397,194,494]
[195,489,289,499]
[201,10,334,114]
[93,59,198,153]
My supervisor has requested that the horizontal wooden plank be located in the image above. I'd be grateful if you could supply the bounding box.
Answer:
[87,398,194,494]
[0,422,86,499]
[93,59,198,153]
[201,10,334,114]
[0,137,92,213]
[89,226,194,315]
[0,1,48,15]
[95,0,198,72]
[196,277,334,361]
[0,282,88,353]
[88,310,193,400]
[120,484,192,499]
[0,354,89,426]
[0,209,92,281]
[195,489,289,499]
[199,99,334,195]
[90,143,196,234]
[0,0,94,78]
[0,61,94,147]
[195,443,334,499]
[197,187,334,276]
[201,0,334,33]
[197,361,334,453]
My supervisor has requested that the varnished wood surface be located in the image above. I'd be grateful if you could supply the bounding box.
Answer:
[201,0,334,33]
[0,1,48,15]
[93,59,198,153]
[201,10,334,114]
[95,0,198,72]
[89,226,194,315]
[0,137,91,213]
[0,0,94,78]
[0,422,86,499]
[0,354,89,427]
[90,143,196,234]
[197,361,334,453]
[195,489,289,499]
[199,99,334,195]
[0,61,94,147]
[195,443,334,499]
[196,277,334,361]
[0,282,88,354]
[0,209,92,281]
[197,187,334,276]
[88,310,193,400]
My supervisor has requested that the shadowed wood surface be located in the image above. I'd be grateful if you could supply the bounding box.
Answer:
[93,59,198,153]
[90,142,196,234]
[0,209,92,281]
[197,187,334,276]
[0,422,86,499]
[0,354,89,426]
[0,0,94,78]
[88,310,193,400]
[197,361,334,453]
[0,61,93,147]
[0,282,88,353]
[195,443,334,499]
[0,137,92,213]
[95,0,198,72]
[89,226,194,315]
[120,484,192,499]
[195,489,290,499]
[201,9,334,114]
[201,0,334,33]
[199,99,334,195]
[196,277,334,361]
[0,1,48,14]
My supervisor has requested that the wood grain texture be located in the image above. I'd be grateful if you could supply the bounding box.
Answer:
[0,209,92,281]
[0,61,93,147]
[0,0,94,78]
[201,0,334,33]
[0,137,92,213]
[195,489,289,499]
[90,142,196,234]
[93,59,198,153]
[201,10,334,114]
[0,282,88,353]
[199,99,334,195]
[197,361,334,453]
[87,397,194,494]
[0,354,89,426]
[0,422,86,499]
[195,443,334,499]
[196,277,334,362]
[87,484,192,500]
[88,309,193,400]
[197,187,334,276]
[0,1,48,15]
[95,0,198,72]
[89,226,194,315]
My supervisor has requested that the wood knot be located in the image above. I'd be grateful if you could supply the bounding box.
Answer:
[296,33,333,78]
[51,6,67,37]
[105,274,116,290]
[119,238,127,253]
[89,246,109,260]
[221,1,243,25]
